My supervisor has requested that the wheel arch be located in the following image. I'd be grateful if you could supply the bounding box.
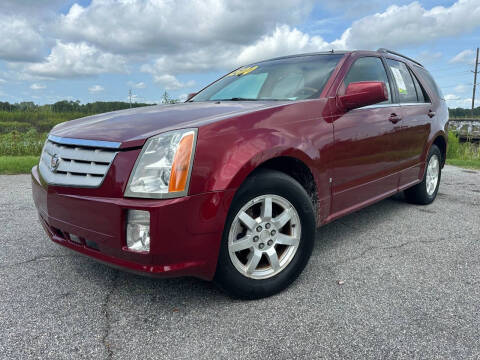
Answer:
[226,150,321,220]
[432,133,447,168]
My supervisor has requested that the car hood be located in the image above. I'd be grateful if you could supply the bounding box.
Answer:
[50,101,289,148]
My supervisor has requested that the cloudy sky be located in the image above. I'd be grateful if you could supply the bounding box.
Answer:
[0,0,479,108]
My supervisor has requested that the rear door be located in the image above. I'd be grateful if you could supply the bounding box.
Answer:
[384,58,431,187]
[331,56,401,216]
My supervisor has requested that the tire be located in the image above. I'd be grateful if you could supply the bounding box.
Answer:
[214,169,316,299]
[404,144,442,205]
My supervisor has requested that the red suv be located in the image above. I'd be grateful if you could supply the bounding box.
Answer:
[32,49,448,299]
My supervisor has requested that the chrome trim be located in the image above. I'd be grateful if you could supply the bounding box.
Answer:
[354,102,431,111]
[124,128,198,199]
[355,103,400,110]
[48,135,121,149]
[398,102,432,106]
[39,140,118,188]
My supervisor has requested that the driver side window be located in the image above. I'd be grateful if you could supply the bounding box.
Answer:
[344,57,392,104]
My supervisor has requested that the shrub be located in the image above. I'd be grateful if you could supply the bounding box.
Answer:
[446,131,479,161]
[0,130,47,156]
[0,121,32,133]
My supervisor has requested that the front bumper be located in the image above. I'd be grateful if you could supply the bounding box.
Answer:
[32,165,234,280]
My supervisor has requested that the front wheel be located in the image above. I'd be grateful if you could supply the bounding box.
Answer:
[404,144,442,205]
[215,170,315,299]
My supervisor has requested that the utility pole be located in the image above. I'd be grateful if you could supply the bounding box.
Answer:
[472,47,479,117]
[128,88,132,108]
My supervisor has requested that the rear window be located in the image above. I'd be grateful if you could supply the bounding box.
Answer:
[414,66,444,100]
[409,69,429,103]
[386,59,417,103]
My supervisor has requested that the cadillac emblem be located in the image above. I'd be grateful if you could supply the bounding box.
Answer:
[50,154,60,172]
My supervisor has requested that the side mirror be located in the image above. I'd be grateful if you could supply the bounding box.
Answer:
[338,81,388,111]
[186,92,197,101]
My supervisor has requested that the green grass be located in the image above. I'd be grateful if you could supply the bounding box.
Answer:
[0,130,47,156]
[0,156,39,174]
[446,131,480,170]
[446,158,480,170]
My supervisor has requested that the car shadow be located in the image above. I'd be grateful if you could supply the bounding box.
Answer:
[69,194,413,303]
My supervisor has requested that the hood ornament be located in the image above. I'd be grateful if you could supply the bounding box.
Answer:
[50,154,60,172]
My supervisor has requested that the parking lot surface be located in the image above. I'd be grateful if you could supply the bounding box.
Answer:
[0,165,479,359]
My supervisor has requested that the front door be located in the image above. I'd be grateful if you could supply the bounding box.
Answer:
[331,56,400,216]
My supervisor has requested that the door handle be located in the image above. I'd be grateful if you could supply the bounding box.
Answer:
[389,113,402,124]
[428,110,436,118]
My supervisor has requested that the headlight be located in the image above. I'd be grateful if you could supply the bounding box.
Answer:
[124,128,197,198]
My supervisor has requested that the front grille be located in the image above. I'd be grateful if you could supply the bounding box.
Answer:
[39,139,118,187]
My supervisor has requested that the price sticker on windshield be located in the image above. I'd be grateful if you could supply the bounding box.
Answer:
[227,66,258,77]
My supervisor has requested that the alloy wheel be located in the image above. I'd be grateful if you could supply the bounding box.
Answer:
[228,194,301,280]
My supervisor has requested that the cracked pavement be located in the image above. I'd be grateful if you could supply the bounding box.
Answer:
[0,165,479,359]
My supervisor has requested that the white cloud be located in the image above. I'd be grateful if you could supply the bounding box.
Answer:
[30,83,46,90]
[454,84,470,93]
[2,0,480,101]
[235,25,331,66]
[138,0,480,82]
[449,49,476,64]
[445,96,471,108]
[0,15,45,62]
[444,94,461,101]
[0,78,6,84]
[333,0,480,50]
[0,0,66,13]
[415,50,442,65]
[139,24,332,81]
[27,41,127,78]
[88,85,104,93]
[58,0,314,54]
[129,81,146,89]
[139,70,195,90]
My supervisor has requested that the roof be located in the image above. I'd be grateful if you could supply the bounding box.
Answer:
[255,49,424,68]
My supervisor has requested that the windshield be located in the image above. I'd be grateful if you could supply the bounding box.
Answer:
[190,54,343,102]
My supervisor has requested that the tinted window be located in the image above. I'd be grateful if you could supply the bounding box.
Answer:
[409,69,429,103]
[386,59,417,103]
[415,66,444,99]
[192,54,343,102]
[344,57,391,103]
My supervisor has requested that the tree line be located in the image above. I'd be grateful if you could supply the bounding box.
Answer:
[1,99,478,119]
[0,100,153,114]
[449,106,480,118]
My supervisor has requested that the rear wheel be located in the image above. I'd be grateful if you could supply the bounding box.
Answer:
[404,144,442,205]
[215,170,315,299]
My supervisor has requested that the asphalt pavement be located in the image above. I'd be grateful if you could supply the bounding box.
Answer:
[0,165,479,359]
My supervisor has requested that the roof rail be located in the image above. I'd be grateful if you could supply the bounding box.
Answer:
[377,48,424,67]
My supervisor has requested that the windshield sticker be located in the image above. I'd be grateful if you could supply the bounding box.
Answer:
[227,65,258,77]
[391,67,407,94]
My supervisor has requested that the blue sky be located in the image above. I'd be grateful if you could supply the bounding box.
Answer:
[0,0,479,108]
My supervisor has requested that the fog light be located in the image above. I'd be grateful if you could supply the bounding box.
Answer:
[126,210,150,252]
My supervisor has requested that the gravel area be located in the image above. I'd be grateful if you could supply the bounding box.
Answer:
[0,165,479,359]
